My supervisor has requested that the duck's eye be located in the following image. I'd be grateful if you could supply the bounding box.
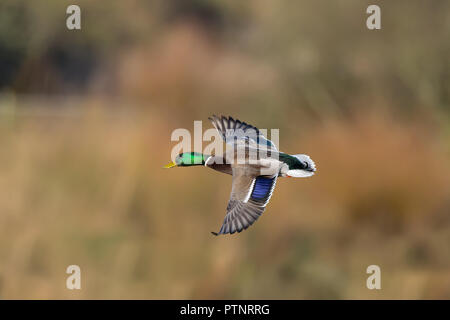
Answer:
[303,162,309,169]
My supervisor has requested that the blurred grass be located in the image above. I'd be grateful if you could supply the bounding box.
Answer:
[0,96,449,299]
[0,0,450,299]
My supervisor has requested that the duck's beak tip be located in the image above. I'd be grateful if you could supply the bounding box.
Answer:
[163,161,177,169]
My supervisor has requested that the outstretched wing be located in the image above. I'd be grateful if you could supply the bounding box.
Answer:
[208,115,278,151]
[212,168,278,235]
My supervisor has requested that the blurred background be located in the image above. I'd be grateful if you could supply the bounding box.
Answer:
[0,0,449,299]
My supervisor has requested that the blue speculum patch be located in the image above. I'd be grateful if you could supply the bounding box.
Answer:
[251,177,274,199]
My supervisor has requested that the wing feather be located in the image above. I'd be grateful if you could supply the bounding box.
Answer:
[208,115,278,151]
[212,168,278,235]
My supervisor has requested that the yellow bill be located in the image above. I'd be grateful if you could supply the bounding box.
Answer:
[163,161,177,168]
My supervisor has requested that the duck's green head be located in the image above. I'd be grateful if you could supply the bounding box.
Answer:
[164,152,207,168]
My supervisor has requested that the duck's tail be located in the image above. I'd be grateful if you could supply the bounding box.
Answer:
[293,154,316,172]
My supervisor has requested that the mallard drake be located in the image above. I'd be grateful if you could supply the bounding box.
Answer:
[164,115,316,235]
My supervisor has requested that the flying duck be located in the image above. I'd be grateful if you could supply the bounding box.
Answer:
[164,115,316,235]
